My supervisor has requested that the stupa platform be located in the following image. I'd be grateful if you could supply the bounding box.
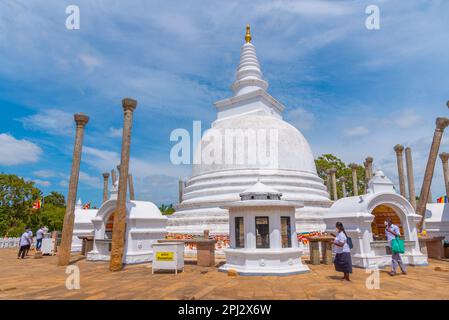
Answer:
[1,248,449,300]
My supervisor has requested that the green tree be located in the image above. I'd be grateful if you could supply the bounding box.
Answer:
[315,154,366,198]
[44,191,66,207]
[159,203,175,215]
[37,204,65,232]
[0,174,42,237]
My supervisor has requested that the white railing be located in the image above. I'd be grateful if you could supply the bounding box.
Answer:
[0,237,37,249]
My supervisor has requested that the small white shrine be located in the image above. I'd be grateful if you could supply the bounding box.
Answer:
[71,199,97,252]
[324,170,427,268]
[425,203,449,240]
[86,186,167,264]
[219,181,309,275]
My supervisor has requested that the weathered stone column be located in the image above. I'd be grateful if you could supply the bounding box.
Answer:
[102,173,109,203]
[329,167,338,200]
[340,176,347,198]
[365,157,374,180]
[349,163,359,196]
[325,169,332,198]
[393,144,407,197]
[110,98,137,272]
[178,179,184,203]
[439,152,449,196]
[405,147,416,209]
[58,113,89,266]
[128,174,135,200]
[111,169,117,186]
[363,161,369,192]
[417,117,449,228]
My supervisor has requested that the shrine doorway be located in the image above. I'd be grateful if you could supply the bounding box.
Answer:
[370,204,404,241]
[105,211,115,239]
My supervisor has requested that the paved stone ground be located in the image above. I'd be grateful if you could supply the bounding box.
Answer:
[1,248,449,300]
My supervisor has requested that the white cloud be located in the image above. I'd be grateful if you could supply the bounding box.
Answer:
[79,171,102,189]
[59,180,69,188]
[33,179,51,187]
[285,107,315,131]
[18,109,74,136]
[344,126,369,137]
[82,145,190,203]
[79,53,102,68]
[0,133,42,165]
[257,0,355,17]
[33,170,56,178]
[395,110,422,128]
[108,127,122,138]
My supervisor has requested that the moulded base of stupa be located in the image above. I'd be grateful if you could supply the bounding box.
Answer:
[167,201,331,236]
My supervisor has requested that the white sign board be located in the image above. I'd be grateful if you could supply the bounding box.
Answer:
[151,242,184,275]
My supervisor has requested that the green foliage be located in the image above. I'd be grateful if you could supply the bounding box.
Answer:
[37,204,65,231]
[315,154,366,198]
[159,203,175,215]
[44,191,66,207]
[0,173,66,237]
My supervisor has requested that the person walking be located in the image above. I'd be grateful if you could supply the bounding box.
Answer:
[332,222,352,281]
[36,226,45,251]
[25,229,33,256]
[17,228,32,259]
[385,218,407,276]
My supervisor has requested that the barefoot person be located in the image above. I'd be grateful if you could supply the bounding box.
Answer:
[17,228,32,259]
[385,218,407,276]
[36,226,45,251]
[332,222,352,281]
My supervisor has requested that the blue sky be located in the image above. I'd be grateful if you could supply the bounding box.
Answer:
[1,0,449,206]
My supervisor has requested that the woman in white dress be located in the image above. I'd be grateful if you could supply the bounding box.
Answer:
[332,222,352,281]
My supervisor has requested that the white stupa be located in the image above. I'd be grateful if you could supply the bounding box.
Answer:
[168,25,331,236]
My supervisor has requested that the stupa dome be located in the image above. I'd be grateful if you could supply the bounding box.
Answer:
[192,114,317,176]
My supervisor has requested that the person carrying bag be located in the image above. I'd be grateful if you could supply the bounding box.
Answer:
[385,218,407,276]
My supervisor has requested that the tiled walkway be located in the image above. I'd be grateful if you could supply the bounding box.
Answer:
[1,249,448,300]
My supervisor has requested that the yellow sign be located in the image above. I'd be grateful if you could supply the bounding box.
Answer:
[156,251,174,261]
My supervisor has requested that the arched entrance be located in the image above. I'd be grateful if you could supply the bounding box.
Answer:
[105,211,115,239]
[371,204,404,240]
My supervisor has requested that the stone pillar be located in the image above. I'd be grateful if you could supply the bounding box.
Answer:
[325,169,332,198]
[178,179,184,203]
[349,163,359,196]
[110,98,137,272]
[329,167,338,200]
[439,152,449,197]
[340,177,347,198]
[58,113,89,266]
[102,173,109,203]
[393,144,407,198]
[128,174,135,200]
[417,117,449,229]
[363,161,369,192]
[365,157,374,180]
[405,147,416,209]
[111,169,117,186]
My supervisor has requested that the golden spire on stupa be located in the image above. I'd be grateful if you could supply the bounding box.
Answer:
[245,24,252,43]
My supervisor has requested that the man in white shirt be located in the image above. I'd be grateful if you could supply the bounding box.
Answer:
[36,226,45,251]
[17,228,32,259]
[385,218,407,276]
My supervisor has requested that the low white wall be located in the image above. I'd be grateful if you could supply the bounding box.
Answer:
[0,237,37,248]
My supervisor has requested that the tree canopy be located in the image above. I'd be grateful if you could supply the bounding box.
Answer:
[0,174,66,237]
[159,203,175,215]
[315,154,366,198]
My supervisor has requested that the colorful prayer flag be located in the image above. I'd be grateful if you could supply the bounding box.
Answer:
[32,199,42,209]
